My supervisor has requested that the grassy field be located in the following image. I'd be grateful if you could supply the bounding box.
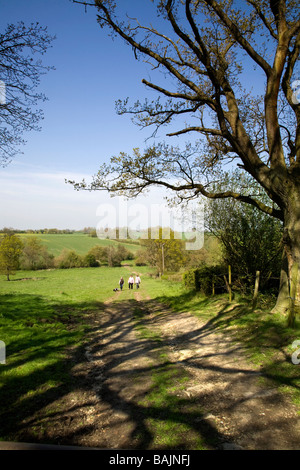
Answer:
[0,262,299,447]
[19,232,141,256]
[0,266,137,442]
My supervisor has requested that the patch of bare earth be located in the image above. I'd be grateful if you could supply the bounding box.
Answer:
[14,292,299,450]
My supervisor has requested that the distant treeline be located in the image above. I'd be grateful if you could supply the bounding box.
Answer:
[1,227,77,234]
[0,233,137,280]
[22,241,135,270]
[55,244,135,269]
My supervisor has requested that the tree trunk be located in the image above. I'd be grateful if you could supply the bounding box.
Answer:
[273,185,300,318]
[272,249,290,313]
[287,263,298,328]
[252,270,260,310]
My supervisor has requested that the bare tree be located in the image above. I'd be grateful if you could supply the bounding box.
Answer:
[71,0,300,313]
[0,22,55,165]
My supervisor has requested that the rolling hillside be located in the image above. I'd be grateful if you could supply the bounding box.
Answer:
[18,232,141,256]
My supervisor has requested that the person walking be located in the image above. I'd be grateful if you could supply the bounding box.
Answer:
[128,275,134,289]
[135,275,141,289]
[119,276,124,290]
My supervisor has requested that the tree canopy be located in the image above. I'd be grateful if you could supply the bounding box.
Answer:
[206,172,283,290]
[71,0,300,311]
[0,22,55,165]
[71,1,299,213]
[0,233,23,280]
[139,227,186,274]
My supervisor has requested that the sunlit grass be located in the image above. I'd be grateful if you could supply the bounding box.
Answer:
[0,266,124,442]
[132,303,210,449]
[1,263,299,446]
[139,275,300,413]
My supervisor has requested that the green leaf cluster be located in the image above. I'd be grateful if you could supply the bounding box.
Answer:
[0,233,23,280]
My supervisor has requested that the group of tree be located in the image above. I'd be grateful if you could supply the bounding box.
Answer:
[135,228,188,274]
[55,244,134,269]
[0,234,57,279]
[205,172,283,292]
[2,2,299,313]
[135,192,283,293]
[69,0,300,315]
[1,227,76,234]
[0,233,135,280]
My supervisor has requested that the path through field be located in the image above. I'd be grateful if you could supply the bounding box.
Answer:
[42,288,299,450]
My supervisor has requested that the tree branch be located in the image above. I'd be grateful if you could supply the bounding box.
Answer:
[167,126,222,137]
[246,0,278,40]
[95,1,204,97]
[204,0,272,76]
[141,79,205,103]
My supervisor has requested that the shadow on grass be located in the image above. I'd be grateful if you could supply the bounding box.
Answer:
[0,291,299,450]
[83,296,300,449]
[0,293,105,445]
[0,293,225,449]
[144,292,300,394]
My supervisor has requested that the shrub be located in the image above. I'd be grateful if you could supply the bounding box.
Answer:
[55,249,84,269]
[135,248,148,266]
[20,236,54,270]
[106,245,125,267]
[87,245,109,265]
[84,253,100,267]
[183,265,227,295]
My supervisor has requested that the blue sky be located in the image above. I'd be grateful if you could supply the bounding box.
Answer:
[0,0,265,232]
[0,0,171,230]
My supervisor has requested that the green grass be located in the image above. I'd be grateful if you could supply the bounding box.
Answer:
[19,232,141,256]
[0,266,128,442]
[132,303,209,449]
[142,277,300,411]
[1,264,299,447]
[1,266,127,300]
[131,276,300,446]
[126,267,300,393]
[137,272,189,300]
[210,297,300,407]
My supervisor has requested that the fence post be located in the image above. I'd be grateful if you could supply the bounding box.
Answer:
[228,265,232,303]
[252,270,260,310]
[223,265,232,303]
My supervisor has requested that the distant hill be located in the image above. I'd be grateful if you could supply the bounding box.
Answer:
[18,232,141,257]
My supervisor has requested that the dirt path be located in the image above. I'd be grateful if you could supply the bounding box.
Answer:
[33,292,299,450]
[143,299,300,450]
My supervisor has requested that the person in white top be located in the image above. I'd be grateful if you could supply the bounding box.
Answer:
[135,275,141,289]
[128,275,134,289]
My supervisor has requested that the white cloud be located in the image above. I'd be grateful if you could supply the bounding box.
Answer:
[0,164,175,230]
[0,161,204,235]
[0,165,111,229]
